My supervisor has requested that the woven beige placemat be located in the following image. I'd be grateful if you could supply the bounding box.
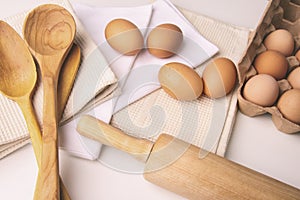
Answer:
[0,0,117,159]
[111,8,251,157]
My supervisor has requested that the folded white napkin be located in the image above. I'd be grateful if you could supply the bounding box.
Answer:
[60,0,218,159]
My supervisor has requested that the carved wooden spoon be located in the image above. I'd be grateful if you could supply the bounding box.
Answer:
[23,4,76,200]
[0,20,41,171]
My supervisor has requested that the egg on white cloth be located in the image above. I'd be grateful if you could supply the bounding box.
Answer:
[158,62,203,101]
[202,57,237,99]
[105,18,144,56]
[147,23,183,58]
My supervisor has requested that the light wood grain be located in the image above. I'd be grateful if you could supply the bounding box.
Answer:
[39,75,60,200]
[0,20,41,161]
[56,43,80,200]
[77,115,300,199]
[77,115,154,162]
[144,134,300,200]
[57,44,81,119]
[23,4,76,200]
[23,44,79,200]
[0,19,76,200]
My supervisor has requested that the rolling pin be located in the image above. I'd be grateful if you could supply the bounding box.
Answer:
[77,115,300,200]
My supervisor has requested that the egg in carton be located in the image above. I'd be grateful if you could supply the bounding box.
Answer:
[237,0,300,134]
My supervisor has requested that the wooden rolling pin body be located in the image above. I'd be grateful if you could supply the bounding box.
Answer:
[145,134,300,200]
[77,115,300,200]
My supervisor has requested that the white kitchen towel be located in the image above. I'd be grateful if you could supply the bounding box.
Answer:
[63,0,218,159]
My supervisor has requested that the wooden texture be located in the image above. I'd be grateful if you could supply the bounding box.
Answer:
[38,76,60,200]
[77,115,154,162]
[144,134,300,200]
[0,20,41,160]
[0,19,77,199]
[57,44,81,119]
[77,115,300,199]
[56,43,80,200]
[23,4,76,200]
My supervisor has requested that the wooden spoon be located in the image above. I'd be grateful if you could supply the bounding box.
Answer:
[0,20,79,200]
[23,4,76,200]
[0,20,41,170]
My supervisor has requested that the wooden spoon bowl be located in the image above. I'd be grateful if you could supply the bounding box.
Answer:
[0,21,37,98]
[23,4,75,58]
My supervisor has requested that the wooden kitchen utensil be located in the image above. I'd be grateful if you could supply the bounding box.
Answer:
[0,20,80,199]
[0,19,42,178]
[57,43,81,120]
[77,115,300,200]
[23,4,76,200]
[0,20,60,199]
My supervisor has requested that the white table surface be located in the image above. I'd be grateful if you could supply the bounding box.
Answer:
[1,0,300,199]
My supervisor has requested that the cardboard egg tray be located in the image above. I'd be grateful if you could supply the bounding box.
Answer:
[237,0,300,134]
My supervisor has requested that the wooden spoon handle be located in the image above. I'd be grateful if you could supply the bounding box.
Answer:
[18,97,70,200]
[30,44,80,200]
[39,76,60,200]
[18,97,42,165]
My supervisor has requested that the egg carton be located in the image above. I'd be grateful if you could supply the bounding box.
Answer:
[237,0,300,134]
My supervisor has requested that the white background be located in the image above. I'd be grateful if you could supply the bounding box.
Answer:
[0,0,300,199]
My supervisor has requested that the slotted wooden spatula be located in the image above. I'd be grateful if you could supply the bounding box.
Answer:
[77,115,300,200]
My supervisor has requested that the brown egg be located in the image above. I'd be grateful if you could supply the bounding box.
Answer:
[202,57,237,98]
[105,18,143,56]
[277,89,300,124]
[295,50,300,61]
[254,50,288,80]
[243,74,279,107]
[287,67,300,89]
[158,62,203,101]
[147,23,183,58]
[263,29,294,56]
